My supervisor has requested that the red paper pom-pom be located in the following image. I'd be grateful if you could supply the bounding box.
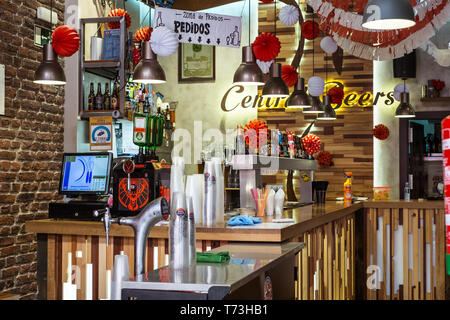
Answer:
[134,27,153,42]
[302,134,321,155]
[301,20,320,40]
[281,65,298,87]
[373,124,390,140]
[316,151,332,168]
[328,86,344,104]
[259,0,273,3]
[244,120,269,149]
[107,8,131,29]
[51,25,80,57]
[252,33,281,62]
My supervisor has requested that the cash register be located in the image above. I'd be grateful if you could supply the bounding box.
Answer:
[49,152,113,221]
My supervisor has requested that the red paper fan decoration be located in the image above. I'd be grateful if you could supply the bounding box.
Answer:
[301,20,320,40]
[51,25,80,57]
[134,27,153,42]
[107,8,131,29]
[281,65,298,87]
[252,33,281,62]
[316,151,332,168]
[328,86,344,104]
[302,134,321,155]
[373,124,390,140]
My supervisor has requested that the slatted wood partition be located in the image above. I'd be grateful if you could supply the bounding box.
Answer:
[45,236,225,300]
[364,207,446,300]
[294,213,355,300]
[257,2,374,200]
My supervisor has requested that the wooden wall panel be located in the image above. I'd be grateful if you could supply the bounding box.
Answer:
[258,3,374,199]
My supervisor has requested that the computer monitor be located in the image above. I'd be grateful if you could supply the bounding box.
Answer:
[59,152,113,195]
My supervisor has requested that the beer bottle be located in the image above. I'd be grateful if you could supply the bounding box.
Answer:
[88,82,95,111]
[95,83,103,110]
[103,83,111,110]
[111,80,120,110]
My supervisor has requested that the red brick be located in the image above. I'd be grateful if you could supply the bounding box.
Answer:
[1,266,19,278]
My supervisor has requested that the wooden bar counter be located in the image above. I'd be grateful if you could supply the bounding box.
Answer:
[26,200,446,300]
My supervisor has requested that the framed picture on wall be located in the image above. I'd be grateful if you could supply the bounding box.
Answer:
[178,43,215,83]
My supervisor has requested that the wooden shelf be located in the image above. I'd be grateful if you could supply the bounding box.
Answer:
[420,97,450,102]
[79,110,123,120]
[225,188,240,191]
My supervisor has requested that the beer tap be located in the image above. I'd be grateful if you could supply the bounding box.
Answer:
[94,197,170,281]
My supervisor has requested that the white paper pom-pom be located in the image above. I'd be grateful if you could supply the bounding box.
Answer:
[256,59,273,74]
[394,84,410,101]
[150,26,179,57]
[307,76,325,97]
[279,5,299,26]
[320,36,338,54]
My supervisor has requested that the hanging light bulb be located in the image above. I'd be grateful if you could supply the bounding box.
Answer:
[286,77,311,108]
[317,94,336,120]
[132,41,166,84]
[34,43,66,85]
[395,92,415,118]
[34,0,66,85]
[233,46,265,86]
[362,0,416,30]
[302,95,324,114]
[261,62,289,98]
[233,0,264,86]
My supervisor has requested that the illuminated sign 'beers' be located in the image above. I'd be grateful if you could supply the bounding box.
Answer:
[221,81,396,112]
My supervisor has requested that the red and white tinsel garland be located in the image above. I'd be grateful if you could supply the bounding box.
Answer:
[306,0,450,60]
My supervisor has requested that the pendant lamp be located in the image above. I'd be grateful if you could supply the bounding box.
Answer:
[317,94,337,120]
[233,0,264,86]
[262,62,289,97]
[34,43,66,85]
[302,95,324,114]
[132,41,166,84]
[286,77,311,108]
[262,0,289,98]
[362,0,416,30]
[395,92,415,118]
[34,0,66,85]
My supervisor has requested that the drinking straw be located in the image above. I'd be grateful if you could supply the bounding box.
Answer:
[250,188,259,212]
[259,188,271,217]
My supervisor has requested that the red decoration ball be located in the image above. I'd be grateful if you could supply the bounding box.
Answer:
[252,33,281,62]
[107,8,131,29]
[51,25,80,57]
[316,151,332,168]
[302,134,321,155]
[134,27,153,42]
[328,86,344,104]
[301,20,320,40]
[373,124,390,140]
[281,65,299,87]
[259,0,274,3]
[244,120,269,148]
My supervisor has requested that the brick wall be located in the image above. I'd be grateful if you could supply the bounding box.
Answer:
[0,0,65,299]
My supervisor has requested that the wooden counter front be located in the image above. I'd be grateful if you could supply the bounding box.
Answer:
[25,200,446,300]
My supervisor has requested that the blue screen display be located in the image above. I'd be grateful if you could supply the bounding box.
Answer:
[61,154,110,193]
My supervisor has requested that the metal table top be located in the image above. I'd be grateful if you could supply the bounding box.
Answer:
[120,242,304,297]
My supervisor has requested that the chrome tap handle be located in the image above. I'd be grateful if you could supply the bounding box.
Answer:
[94,207,117,246]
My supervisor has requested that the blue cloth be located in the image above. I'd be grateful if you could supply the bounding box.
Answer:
[227,215,262,226]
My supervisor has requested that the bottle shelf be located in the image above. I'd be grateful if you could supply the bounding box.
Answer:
[79,110,123,120]
[420,97,450,102]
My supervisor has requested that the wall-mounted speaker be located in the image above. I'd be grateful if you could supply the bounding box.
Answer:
[393,50,416,79]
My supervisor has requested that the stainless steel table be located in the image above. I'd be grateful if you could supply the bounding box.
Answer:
[120,242,305,300]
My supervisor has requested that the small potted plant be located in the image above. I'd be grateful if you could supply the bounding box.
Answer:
[430,79,446,97]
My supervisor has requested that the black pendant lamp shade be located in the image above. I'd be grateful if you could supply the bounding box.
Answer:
[286,77,311,108]
[362,0,416,30]
[317,94,337,120]
[33,44,66,85]
[302,95,324,114]
[262,63,289,98]
[233,46,265,86]
[395,92,415,118]
[133,41,166,84]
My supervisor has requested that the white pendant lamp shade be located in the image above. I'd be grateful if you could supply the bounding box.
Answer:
[362,0,416,30]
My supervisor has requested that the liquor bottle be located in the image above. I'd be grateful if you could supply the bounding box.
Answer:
[146,96,157,148]
[111,80,120,110]
[103,83,111,110]
[236,125,245,155]
[95,83,103,110]
[154,107,164,147]
[88,82,95,111]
